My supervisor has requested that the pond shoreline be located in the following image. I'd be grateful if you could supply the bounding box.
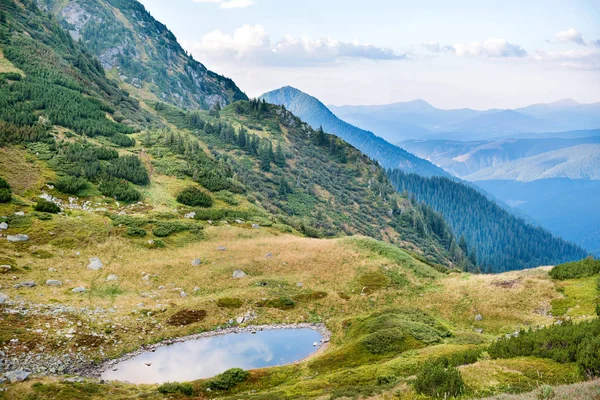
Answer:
[81,322,331,379]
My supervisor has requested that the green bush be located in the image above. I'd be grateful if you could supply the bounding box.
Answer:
[177,186,213,208]
[157,382,194,396]
[597,275,600,292]
[549,258,600,280]
[55,176,89,195]
[126,227,147,237]
[98,177,141,202]
[0,188,10,203]
[596,303,600,317]
[215,190,239,205]
[537,385,555,400]
[256,297,296,310]
[577,335,600,378]
[0,176,10,203]
[362,328,411,354]
[217,298,243,308]
[376,374,398,385]
[151,221,199,238]
[206,368,249,391]
[34,198,60,213]
[414,359,465,398]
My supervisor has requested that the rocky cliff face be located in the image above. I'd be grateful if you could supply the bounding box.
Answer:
[37,0,247,110]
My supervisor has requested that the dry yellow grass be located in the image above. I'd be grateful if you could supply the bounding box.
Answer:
[0,48,24,75]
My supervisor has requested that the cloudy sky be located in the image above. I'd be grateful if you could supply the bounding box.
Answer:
[138,0,600,109]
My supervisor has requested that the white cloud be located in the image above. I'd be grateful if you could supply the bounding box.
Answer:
[186,24,408,66]
[193,0,255,9]
[556,28,585,45]
[421,41,453,53]
[452,38,528,58]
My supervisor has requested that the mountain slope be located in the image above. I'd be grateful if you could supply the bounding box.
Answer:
[466,144,600,181]
[400,136,600,177]
[516,99,600,130]
[37,0,247,109]
[447,110,559,135]
[260,87,450,177]
[0,0,469,269]
[386,171,588,272]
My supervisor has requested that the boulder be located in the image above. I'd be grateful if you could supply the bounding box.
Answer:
[5,370,30,382]
[48,267,57,272]
[0,265,11,273]
[19,281,36,288]
[266,252,273,258]
[87,257,103,270]
[106,274,118,282]
[296,282,303,288]
[184,212,196,219]
[7,234,29,243]
[0,222,7,230]
[191,258,202,266]
[232,270,247,279]
[46,279,63,286]
[474,314,483,321]
[14,211,25,216]
[217,246,227,251]
[0,292,9,304]
[252,224,260,229]
[72,286,86,294]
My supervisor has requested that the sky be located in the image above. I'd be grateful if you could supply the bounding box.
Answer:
[137,0,600,109]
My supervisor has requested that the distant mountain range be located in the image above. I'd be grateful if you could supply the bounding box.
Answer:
[330,99,600,141]
[465,144,600,182]
[401,136,600,178]
[260,87,450,177]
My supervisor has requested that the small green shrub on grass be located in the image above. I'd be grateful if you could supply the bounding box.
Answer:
[34,198,60,213]
[152,221,200,238]
[414,359,465,398]
[376,374,398,385]
[537,385,556,400]
[158,382,194,396]
[0,176,10,203]
[177,186,213,207]
[126,227,147,237]
[217,297,243,308]
[362,328,413,354]
[206,368,249,391]
[256,297,296,310]
[55,176,89,195]
[577,335,600,378]
[550,258,600,280]
[99,177,141,202]
[216,190,239,205]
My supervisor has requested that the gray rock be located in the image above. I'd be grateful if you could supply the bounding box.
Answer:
[46,279,63,286]
[0,265,11,273]
[106,274,118,282]
[87,257,103,270]
[7,234,29,243]
[193,286,200,292]
[191,258,202,266]
[217,246,227,251]
[0,222,8,230]
[0,292,9,304]
[474,328,484,334]
[474,314,483,321]
[19,281,36,288]
[252,224,260,229]
[14,211,25,216]
[5,369,30,382]
[72,286,86,294]
[266,252,273,258]
[232,270,247,279]
[48,267,57,272]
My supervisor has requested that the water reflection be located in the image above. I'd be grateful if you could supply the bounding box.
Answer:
[101,328,322,384]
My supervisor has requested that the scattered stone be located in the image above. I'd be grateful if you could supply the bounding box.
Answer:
[191,258,202,266]
[7,234,29,243]
[180,291,187,297]
[296,282,303,288]
[232,270,247,279]
[147,240,154,245]
[14,211,25,216]
[184,212,196,219]
[266,252,273,258]
[313,342,319,347]
[157,286,165,290]
[72,287,86,294]
[235,219,244,224]
[106,274,118,282]
[46,280,63,286]
[48,268,57,272]
[0,292,9,304]
[474,314,483,321]
[18,281,36,288]
[0,222,7,230]
[5,370,30,383]
[236,316,245,324]
[474,328,484,334]
[0,265,11,273]
[193,286,200,292]
[87,257,103,271]
[217,246,227,251]
[252,224,260,229]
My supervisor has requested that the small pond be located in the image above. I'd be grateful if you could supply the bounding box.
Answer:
[101,328,323,384]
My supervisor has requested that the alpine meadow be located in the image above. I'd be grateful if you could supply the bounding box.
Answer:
[0,1,599,399]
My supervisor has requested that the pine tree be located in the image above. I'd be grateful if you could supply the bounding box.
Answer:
[274,142,285,167]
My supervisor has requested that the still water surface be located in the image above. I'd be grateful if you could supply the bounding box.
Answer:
[101,328,322,384]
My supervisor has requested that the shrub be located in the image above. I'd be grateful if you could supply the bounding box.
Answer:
[152,221,199,238]
[98,177,141,202]
[256,297,296,310]
[596,303,600,317]
[106,155,149,185]
[34,198,60,213]
[158,382,194,396]
[376,374,398,385]
[0,176,10,203]
[597,275,600,292]
[55,176,89,195]
[549,258,600,280]
[577,335,600,378]
[176,186,213,208]
[414,359,465,398]
[207,368,249,391]
[217,298,243,308]
[362,328,411,354]
[215,190,239,205]
[537,385,556,400]
[126,227,147,237]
